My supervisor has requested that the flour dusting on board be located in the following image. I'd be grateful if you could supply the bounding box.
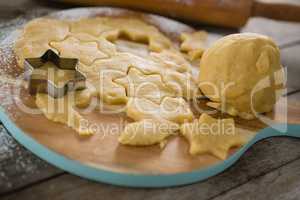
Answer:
[0,45,19,109]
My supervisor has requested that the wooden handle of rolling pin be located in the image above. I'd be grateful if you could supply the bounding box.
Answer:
[253,1,300,23]
[61,0,300,28]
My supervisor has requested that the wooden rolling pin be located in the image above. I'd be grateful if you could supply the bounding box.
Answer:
[60,0,300,28]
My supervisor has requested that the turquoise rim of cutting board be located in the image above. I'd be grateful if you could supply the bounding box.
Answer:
[0,106,299,188]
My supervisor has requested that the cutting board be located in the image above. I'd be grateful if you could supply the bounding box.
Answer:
[0,7,299,188]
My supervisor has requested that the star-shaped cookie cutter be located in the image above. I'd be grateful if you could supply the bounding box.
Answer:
[24,49,86,98]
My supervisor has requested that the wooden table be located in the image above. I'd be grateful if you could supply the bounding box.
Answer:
[1,0,300,199]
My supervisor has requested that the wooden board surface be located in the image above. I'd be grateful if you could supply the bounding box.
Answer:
[0,7,266,175]
[1,0,300,199]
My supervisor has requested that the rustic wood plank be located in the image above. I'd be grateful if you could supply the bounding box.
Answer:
[0,0,71,24]
[242,0,300,47]
[242,17,300,47]
[2,135,300,200]
[0,125,63,195]
[281,45,300,91]
[288,90,300,100]
[211,157,300,200]
[0,1,45,24]
[0,0,30,22]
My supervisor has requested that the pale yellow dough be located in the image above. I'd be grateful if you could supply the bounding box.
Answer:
[180,113,248,160]
[126,97,194,124]
[50,36,109,65]
[35,89,93,135]
[118,119,179,146]
[199,33,284,119]
[150,49,192,73]
[15,17,260,156]
[70,17,172,51]
[36,62,75,87]
[180,31,208,60]
[162,70,200,100]
[114,67,176,104]
[15,17,206,151]
[14,18,69,67]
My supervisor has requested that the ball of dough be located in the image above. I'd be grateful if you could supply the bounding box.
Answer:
[199,33,284,119]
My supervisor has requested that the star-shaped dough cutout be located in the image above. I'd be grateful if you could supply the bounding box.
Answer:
[50,36,108,66]
[180,113,249,160]
[180,31,207,60]
[88,52,161,75]
[150,49,192,73]
[79,52,165,105]
[114,67,175,103]
[68,32,117,57]
[118,119,179,147]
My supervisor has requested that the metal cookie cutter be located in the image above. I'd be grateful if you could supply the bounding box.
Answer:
[24,49,86,98]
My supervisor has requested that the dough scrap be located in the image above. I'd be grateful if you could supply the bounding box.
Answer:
[180,113,248,160]
[35,89,93,135]
[118,118,179,146]
[126,97,194,124]
[180,31,207,60]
